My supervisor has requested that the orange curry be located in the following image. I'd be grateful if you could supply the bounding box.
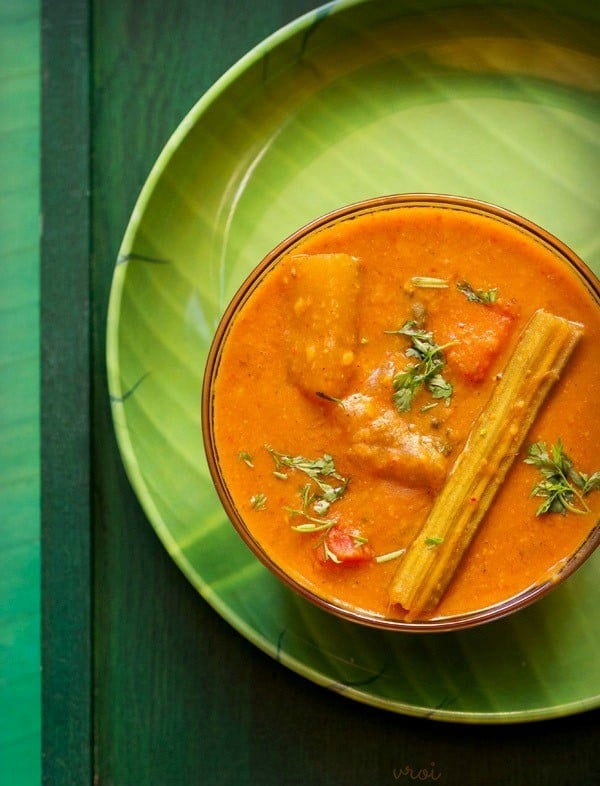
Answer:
[211,205,600,621]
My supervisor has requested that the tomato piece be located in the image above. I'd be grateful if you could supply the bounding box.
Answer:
[319,525,373,564]
[445,303,516,384]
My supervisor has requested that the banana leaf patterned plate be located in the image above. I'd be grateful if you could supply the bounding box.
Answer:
[106,0,600,722]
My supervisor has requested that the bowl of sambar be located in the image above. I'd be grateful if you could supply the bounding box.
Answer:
[202,194,600,632]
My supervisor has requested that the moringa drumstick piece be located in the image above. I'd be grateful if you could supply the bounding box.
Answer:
[389,309,583,619]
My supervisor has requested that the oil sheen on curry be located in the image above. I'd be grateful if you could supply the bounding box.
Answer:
[211,205,600,622]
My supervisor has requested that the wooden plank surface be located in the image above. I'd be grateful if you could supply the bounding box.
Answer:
[0,1,41,784]
[39,1,600,784]
[40,1,92,784]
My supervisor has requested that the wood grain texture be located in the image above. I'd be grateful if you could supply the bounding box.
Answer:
[40,0,600,784]
[41,1,92,784]
[0,1,41,784]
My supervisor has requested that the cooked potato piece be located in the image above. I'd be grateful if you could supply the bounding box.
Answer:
[283,253,361,397]
[340,393,449,489]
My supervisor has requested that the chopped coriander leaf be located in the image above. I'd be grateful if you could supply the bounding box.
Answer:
[425,536,444,548]
[352,534,369,545]
[456,280,498,305]
[374,547,407,564]
[410,276,449,289]
[313,498,332,516]
[265,446,348,501]
[583,472,600,495]
[238,450,254,468]
[427,373,453,401]
[266,445,349,527]
[524,439,599,516]
[386,321,454,412]
[265,447,370,564]
[250,493,267,510]
[323,541,342,564]
[287,513,338,532]
[299,483,315,510]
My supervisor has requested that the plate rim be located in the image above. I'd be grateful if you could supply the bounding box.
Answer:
[106,0,600,724]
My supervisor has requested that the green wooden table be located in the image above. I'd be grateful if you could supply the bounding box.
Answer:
[0,1,40,784]
[27,0,600,783]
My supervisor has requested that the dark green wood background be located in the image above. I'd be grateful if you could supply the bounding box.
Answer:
[40,1,599,784]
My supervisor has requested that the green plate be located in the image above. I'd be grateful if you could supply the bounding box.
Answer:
[106,0,600,722]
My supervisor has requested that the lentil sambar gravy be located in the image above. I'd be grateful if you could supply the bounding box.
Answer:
[209,203,600,623]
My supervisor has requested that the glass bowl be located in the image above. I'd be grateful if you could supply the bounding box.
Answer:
[202,194,600,632]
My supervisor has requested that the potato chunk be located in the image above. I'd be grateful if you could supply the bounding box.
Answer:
[283,253,361,397]
[340,393,449,489]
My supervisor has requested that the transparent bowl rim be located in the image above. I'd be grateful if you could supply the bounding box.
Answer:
[201,192,600,633]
